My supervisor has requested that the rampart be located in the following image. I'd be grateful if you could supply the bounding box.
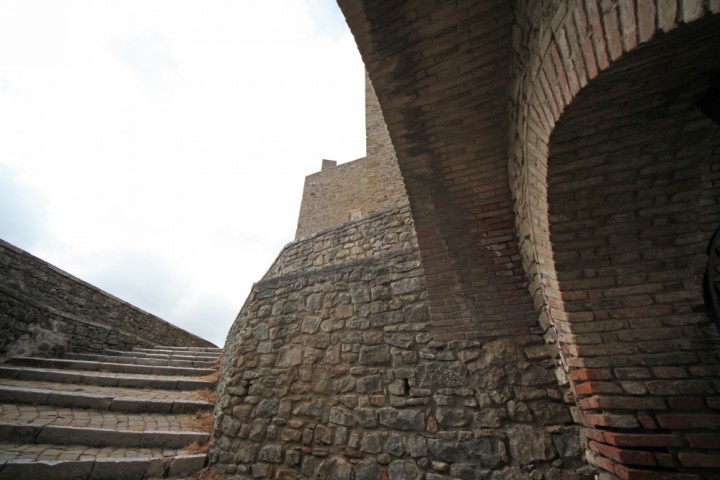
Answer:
[212,205,589,479]
[0,239,214,358]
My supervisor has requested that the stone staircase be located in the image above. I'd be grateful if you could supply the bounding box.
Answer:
[0,345,222,479]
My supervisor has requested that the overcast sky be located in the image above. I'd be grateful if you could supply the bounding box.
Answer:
[0,0,366,347]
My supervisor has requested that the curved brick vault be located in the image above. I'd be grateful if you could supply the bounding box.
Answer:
[338,1,720,479]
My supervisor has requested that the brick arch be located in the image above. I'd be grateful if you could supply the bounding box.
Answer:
[510,5,720,479]
[510,1,720,349]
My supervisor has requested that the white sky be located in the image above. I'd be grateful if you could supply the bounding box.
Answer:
[0,0,366,347]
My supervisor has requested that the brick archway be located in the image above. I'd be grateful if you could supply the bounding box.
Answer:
[510,6,720,479]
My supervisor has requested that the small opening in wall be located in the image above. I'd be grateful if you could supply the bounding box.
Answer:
[698,74,720,126]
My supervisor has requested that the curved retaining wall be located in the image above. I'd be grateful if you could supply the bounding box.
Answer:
[0,239,214,358]
[211,206,590,479]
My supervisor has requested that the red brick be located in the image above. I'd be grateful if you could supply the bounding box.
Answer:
[585,413,639,428]
[651,366,687,378]
[617,0,638,51]
[637,415,657,429]
[657,414,720,429]
[615,465,701,480]
[589,440,656,466]
[603,431,682,447]
[580,395,666,410]
[636,0,657,43]
[667,397,705,410]
[678,451,720,468]
[575,381,624,395]
[584,0,610,70]
[686,433,720,448]
[601,0,624,60]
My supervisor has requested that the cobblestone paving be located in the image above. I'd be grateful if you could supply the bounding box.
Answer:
[0,379,213,402]
[0,404,206,431]
[0,442,197,461]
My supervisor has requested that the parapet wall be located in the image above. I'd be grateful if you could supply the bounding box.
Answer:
[0,239,214,358]
[268,205,416,278]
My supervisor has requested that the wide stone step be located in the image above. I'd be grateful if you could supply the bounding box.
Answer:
[0,443,206,479]
[0,366,216,391]
[6,357,216,377]
[62,353,217,369]
[105,349,220,362]
[0,403,211,448]
[149,346,223,353]
[0,380,213,413]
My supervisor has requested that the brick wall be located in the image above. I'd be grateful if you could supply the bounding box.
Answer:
[508,3,720,478]
[0,239,214,358]
[294,72,408,239]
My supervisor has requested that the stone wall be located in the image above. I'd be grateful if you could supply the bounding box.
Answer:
[212,205,590,479]
[294,72,408,239]
[0,239,214,358]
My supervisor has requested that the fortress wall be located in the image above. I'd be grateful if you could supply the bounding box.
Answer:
[294,73,408,240]
[0,239,214,358]
[212,205,588,479]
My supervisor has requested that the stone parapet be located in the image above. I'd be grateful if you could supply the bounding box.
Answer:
[0,239,214,359]
[268,205,417,278]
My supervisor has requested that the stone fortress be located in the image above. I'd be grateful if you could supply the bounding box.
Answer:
[210,2,720,479]
[0,1,719,479]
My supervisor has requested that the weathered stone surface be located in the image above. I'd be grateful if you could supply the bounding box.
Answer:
[317,456,353,480]
[427,439,467,463]
[276,344,303,367]
[359,345,390,364]
[355,459,382,480]
[378,408,424,431]
[361,433,382,453]
[416,362,468,388]
[508,425,556,464]
[258,445,283,463]
[329,406,356,427]
[384,434,405,457]
[354,408,378,427]
[254,399,279,418]
[388,459,420,480]
[405,435,427,457]
[467,437,507,468]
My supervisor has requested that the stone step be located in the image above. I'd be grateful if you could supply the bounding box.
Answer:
[0,366,216,391]
[0,443,206,479]
[6,357,216,377]
[63,352,217,369]
[149,346,223,353]
[0,380,213,413]
[0,344,219,479]
[105,349,221,362]
[0,403,210,449]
